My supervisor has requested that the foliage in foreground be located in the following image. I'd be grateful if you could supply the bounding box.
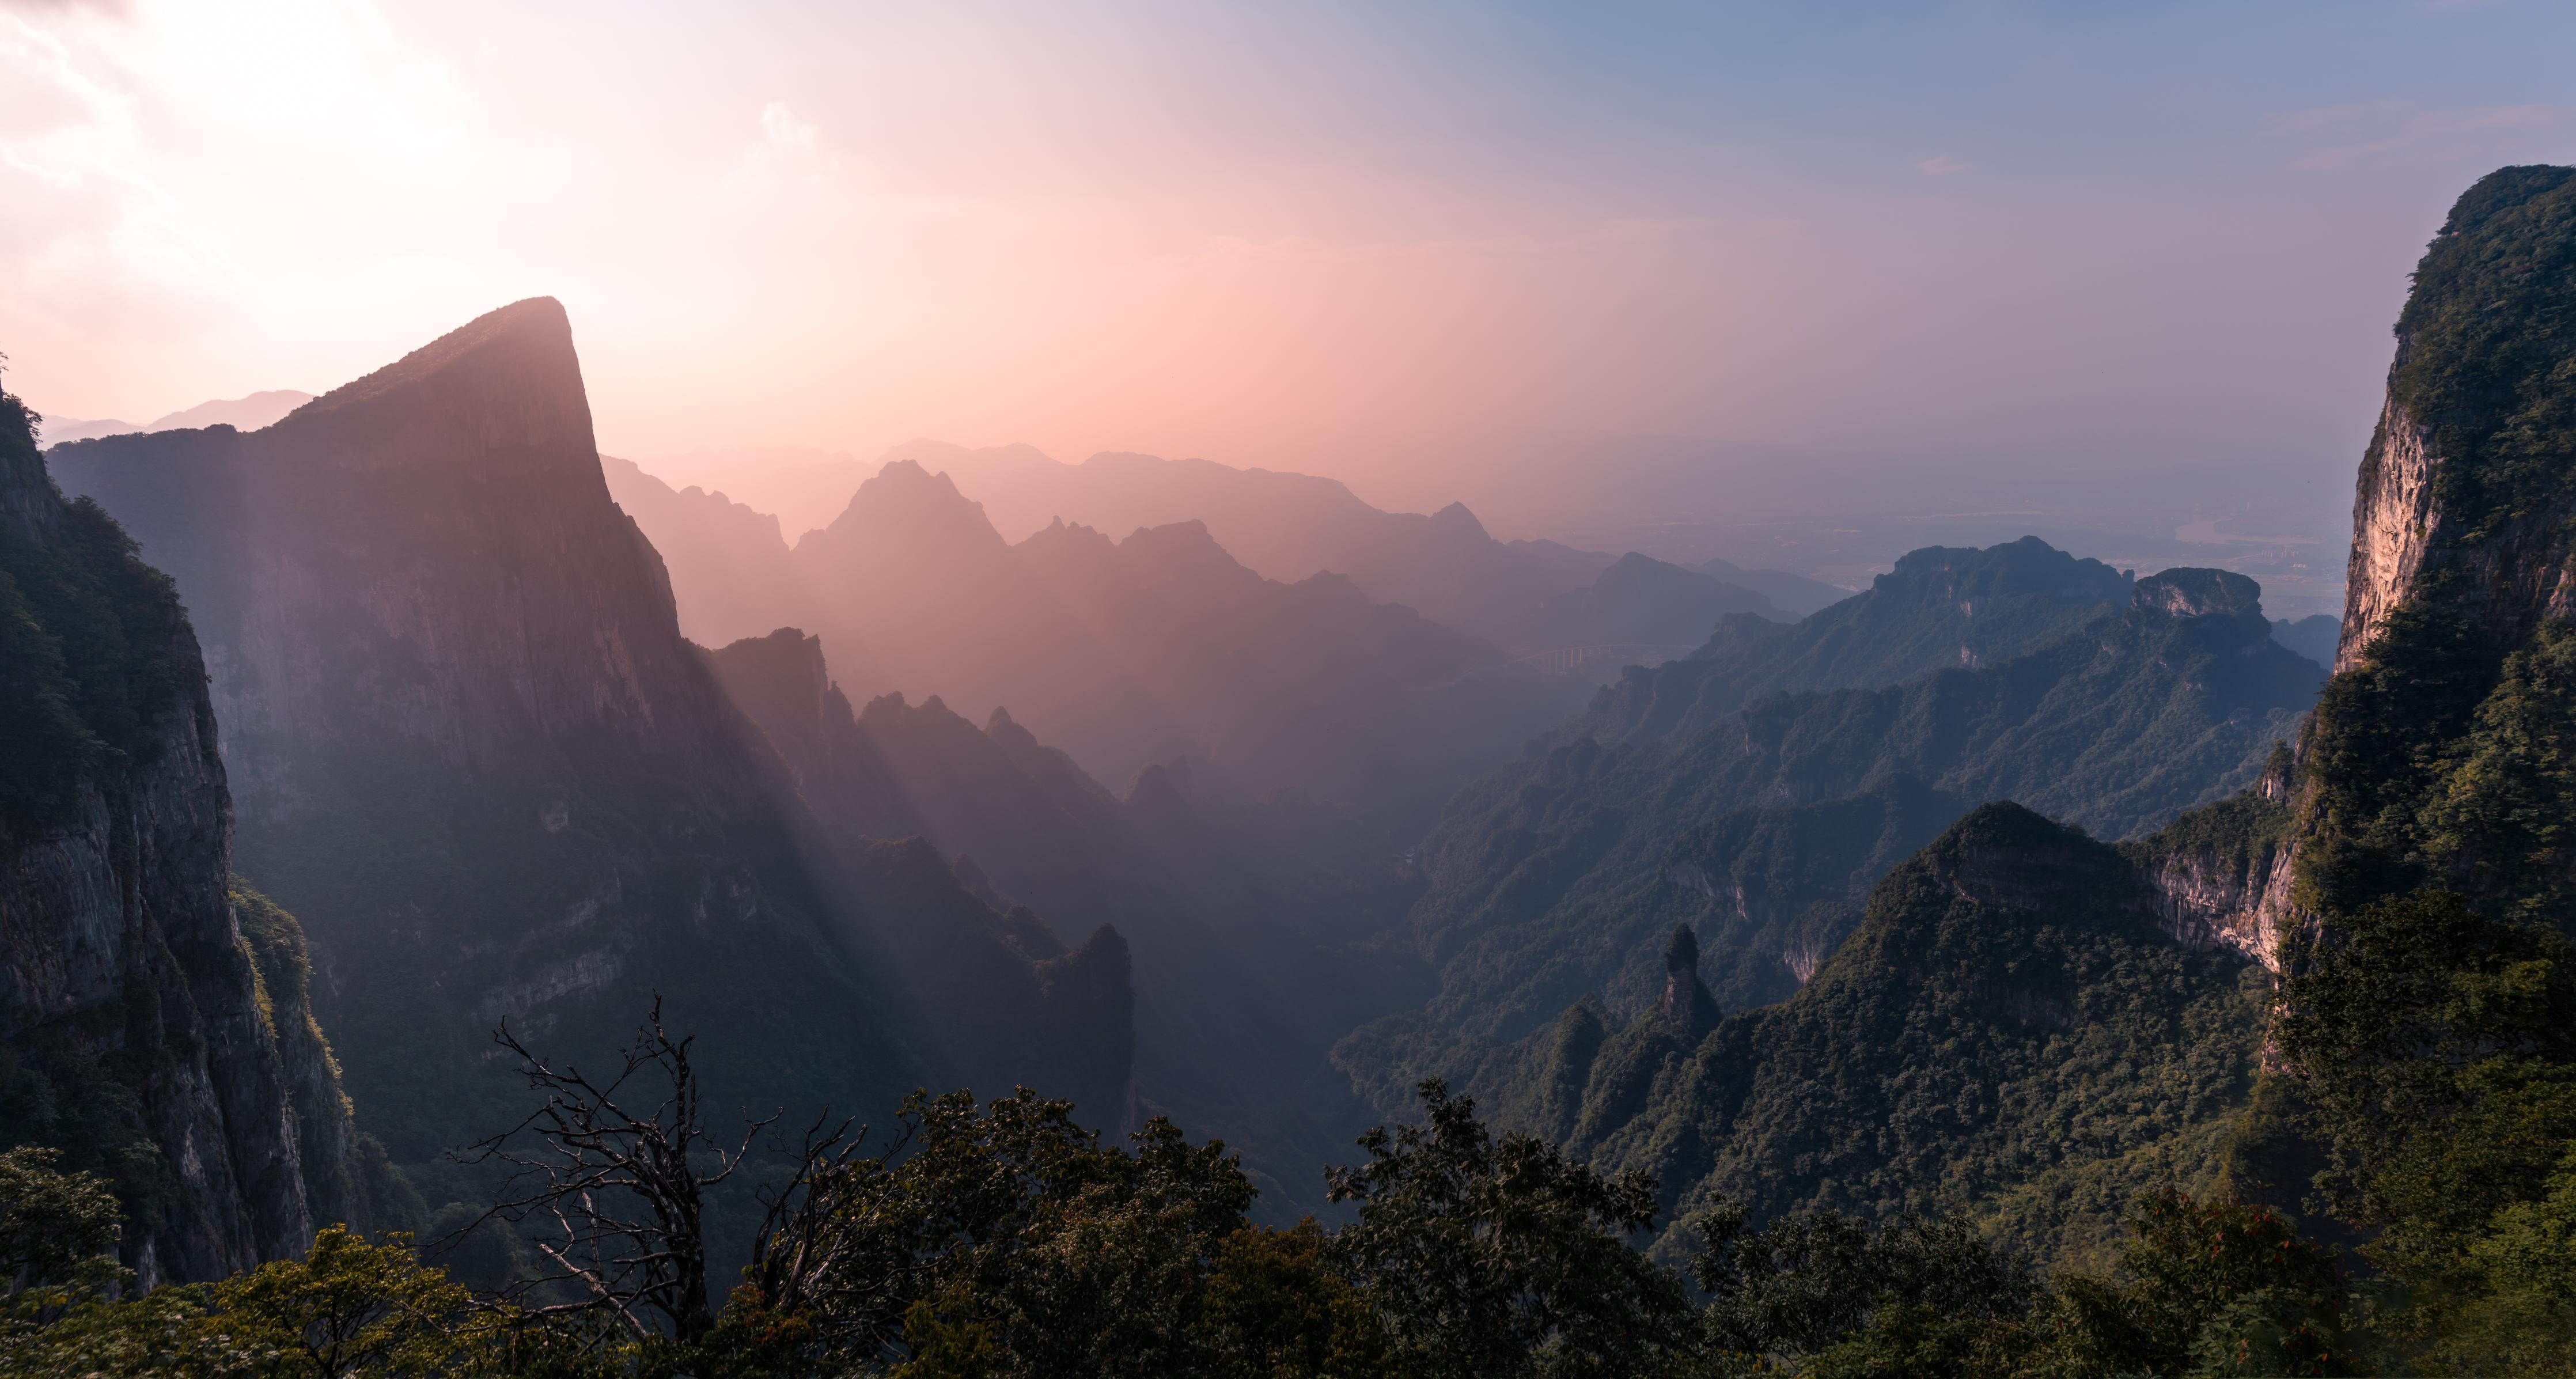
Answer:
[0,1006,2378,1378]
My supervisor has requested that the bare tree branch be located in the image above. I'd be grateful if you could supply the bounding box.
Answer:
[446,996,776,1344]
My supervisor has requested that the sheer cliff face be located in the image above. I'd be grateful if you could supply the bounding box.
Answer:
[49,300,937,1174]
[2142,165,2576,961]
[2339,167,2576,672]
[0,392,349,1285]
[2340,393,2440,674]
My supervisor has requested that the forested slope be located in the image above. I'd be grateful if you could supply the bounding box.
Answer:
[1336,556,2318,1119]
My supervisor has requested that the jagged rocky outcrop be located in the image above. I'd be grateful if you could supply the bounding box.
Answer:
[2143,164,2576,960]
[1655,926,1715,1032]
[48,300,1117,1184]
[0,387,380,1284]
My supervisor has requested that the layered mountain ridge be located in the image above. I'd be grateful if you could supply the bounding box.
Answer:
[1336,540,2316,1098]
[50,301,1132,1196]
[705,626,1426,1217]
[1354,165,2576,1286]
[783,462,1582,836]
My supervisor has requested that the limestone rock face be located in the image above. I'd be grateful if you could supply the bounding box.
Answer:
[2339,395,2442,674]
[2143,834,2297,968]
[2147,165,2576,959]
[0,391,353,1285]
[2133,567,2264,623]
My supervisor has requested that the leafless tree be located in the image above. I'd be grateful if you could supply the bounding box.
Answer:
[732,1110,922,1353]
[451,997,767,1344]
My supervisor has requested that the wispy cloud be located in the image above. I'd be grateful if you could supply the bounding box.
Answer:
[1917,156,1967,176]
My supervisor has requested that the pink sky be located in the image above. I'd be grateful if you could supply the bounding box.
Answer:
[3,0,2570,513]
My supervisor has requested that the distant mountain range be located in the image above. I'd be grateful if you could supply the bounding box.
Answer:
[795,461,1586,836]
[614,440,1852,636]
[35,389,315,446]
[1334,540,2321,1136]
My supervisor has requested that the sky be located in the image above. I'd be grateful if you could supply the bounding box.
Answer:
[3,0,2573,521]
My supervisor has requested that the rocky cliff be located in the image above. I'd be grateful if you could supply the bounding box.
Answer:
[2339,166,2576,674]
[44,301,1003,1184]
[2145,164,2576,958]
[0,387,377,1283]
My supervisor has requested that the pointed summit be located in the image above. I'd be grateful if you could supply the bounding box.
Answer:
[823,459,1003,545]
[1659,923,1717,1031]
[272,297,597,480]
[1429,501,1490,540]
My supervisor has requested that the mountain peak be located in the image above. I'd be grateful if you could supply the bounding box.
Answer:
[1430,501,1490,539]
[1881,536,2130,605]
[1911,802,2150,924]
[820,457,1004,544]
[266,297,596,478]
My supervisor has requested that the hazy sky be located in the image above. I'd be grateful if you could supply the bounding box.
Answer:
[3,0,2571,509]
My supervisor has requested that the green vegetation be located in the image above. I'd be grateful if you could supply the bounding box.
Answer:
[2385,164,2576,545]
[1351,549,2314,1108]
[2274,891,2576,1371]
[0,1011,2377,1378]
[0,388,200,833]
[2198,164,2576,1370]
[1449,806,2269,1268]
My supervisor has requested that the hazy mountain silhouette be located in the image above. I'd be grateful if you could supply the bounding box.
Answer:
[599,454,814,649]
[1503,551,1784,654]
[704,627,1427,1217]
[1694,554,1851,617]
[632,439,1836,647]
[48,301,1132,1184]
[779,461,1580,835]
[2267,613,2338,669]
[36,389,314,446]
